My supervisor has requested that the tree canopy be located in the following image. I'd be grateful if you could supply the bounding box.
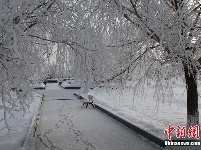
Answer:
[0,0,200,130]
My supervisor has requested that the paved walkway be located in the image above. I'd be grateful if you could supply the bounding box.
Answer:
[35,83,162,150]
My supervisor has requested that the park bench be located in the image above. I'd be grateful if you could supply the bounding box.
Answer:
[83,95,95,108]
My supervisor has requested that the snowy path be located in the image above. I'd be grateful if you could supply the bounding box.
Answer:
[35,83,162,150]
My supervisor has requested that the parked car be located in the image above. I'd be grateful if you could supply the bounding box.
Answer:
[33,82,46,89]
[60,78,81,89]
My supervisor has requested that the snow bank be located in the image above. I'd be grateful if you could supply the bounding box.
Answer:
[88,82,201,140]
[0,92,43,150]
[22,94,43,150]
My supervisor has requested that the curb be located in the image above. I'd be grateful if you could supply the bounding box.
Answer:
[22,94,44,150]
[74,92,165,149]
[74,92,87,99]
[95,104,165,148]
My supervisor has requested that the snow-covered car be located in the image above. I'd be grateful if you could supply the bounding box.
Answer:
[60,78,81,89]
[33,82,46,89]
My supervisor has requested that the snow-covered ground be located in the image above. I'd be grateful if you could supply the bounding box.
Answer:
[0,92,42,150]
[35,83,162,150]
[89,80,201,140]
[1,80,201,149]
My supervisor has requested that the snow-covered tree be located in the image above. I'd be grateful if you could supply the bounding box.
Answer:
[0,0,68,131]
[0,0,106,130]
[92,0,201,127]
[0,0,200,131]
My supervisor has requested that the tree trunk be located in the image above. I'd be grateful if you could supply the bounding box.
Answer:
[184,65,199,127]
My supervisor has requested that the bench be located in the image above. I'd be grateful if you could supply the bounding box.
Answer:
[83,95,95,108]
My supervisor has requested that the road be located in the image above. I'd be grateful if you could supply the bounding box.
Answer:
[35,83,162,150]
